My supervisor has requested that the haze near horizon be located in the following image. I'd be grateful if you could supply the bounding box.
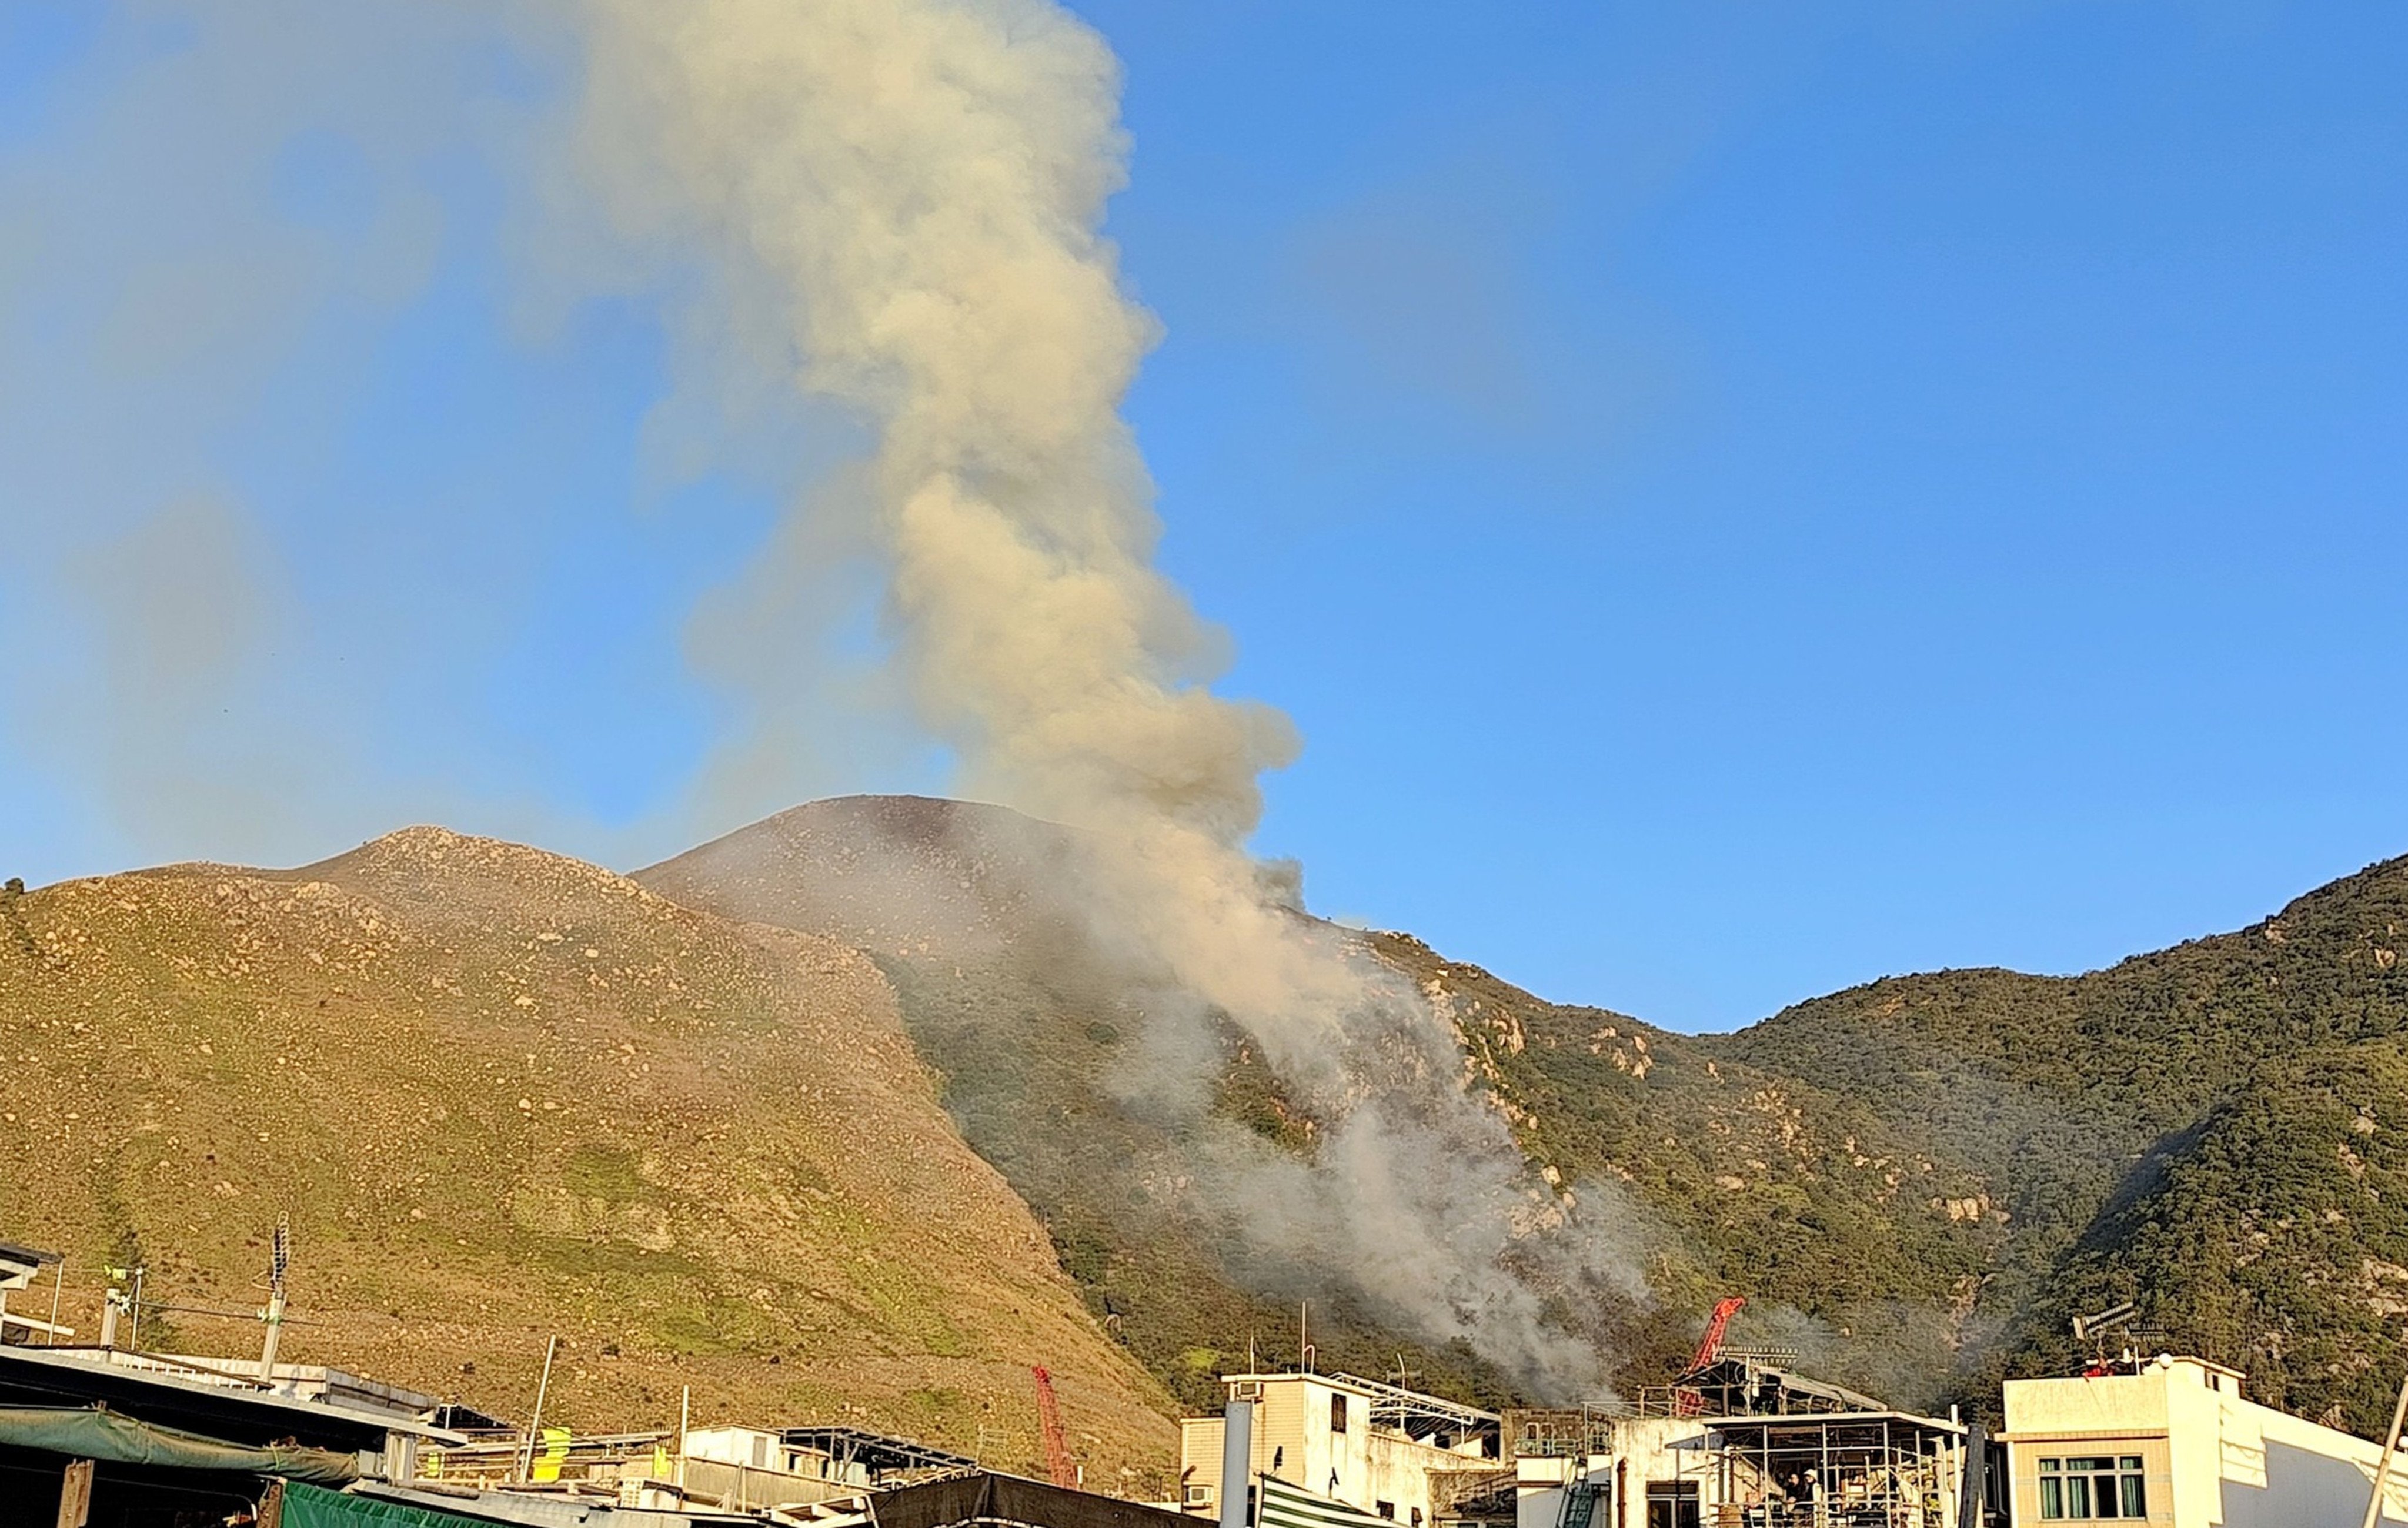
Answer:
[1,1,2403,1029]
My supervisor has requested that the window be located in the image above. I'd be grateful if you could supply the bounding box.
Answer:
[2039,1456,2147,1519]
[1331,1394,1349,1434]
[1376,1504,1395,1520]
[1644,1482,1699,1528]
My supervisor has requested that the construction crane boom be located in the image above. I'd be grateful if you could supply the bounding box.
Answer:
[1032,1365,1076,1489]
[1672,1295,1749,1417]
[1686,1296,1747,1374]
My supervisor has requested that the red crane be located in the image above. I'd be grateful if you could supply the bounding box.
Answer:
[1032,1365,1077,1489]
[1672,1296,1747,1416]
[1686,1295,1748,1373]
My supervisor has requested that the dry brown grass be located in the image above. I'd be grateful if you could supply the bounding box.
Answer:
[0,827,1177,1490]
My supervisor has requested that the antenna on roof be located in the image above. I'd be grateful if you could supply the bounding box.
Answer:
[258,1214,290,1383]
[2072,1300,2138,1370]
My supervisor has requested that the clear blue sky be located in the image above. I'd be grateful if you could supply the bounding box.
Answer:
[2,2,2403,1031]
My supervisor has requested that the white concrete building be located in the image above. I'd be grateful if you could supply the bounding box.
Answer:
[1180,1372,1508,1528]
[1999,1355,2408,1526]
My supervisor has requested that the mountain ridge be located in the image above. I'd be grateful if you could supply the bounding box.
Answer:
[642,797,2408,1433]
[0,822,1179,1486]
[13,797,2406,1451]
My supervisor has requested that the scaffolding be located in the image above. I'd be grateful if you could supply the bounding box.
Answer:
[1694,1412,1958,1528]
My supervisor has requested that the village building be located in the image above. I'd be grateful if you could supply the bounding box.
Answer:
[1997,1353,2408,1527]
[1508,1358,1968,1528]
[675,1423,983,1514]
[0,1339,461,1524]
[1178,1372,1511,1528]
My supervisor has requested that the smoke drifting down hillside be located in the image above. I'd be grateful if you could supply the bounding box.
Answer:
[567,0,1634,1395]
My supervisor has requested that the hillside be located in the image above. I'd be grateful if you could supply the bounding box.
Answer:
[642,796,2408,1436]
[17,795,2402,1445]
[0,828,1178,1487]
[639,797,1534,1411]
[1716,854,2408,1428]
[1371,932,2005,1405]
[637,798,2009,1412]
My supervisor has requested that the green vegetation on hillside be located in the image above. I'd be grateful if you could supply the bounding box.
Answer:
[1719,856,2408,1429]
[32,792,2393,1456]
[644,800,2006,1412]
[646,797,2408,1438]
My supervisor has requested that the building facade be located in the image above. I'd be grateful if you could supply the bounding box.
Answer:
[1999,1355,2408,1527]
[1179,1372,1507,1528]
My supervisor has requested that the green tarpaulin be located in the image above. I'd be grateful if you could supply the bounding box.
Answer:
[0,1405,359,1485]
[282,1480,492,1527]
[1257,1474,1405,1528]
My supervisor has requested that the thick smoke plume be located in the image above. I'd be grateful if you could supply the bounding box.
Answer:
[564,0,1628,1393]
[0,0,1636,1395]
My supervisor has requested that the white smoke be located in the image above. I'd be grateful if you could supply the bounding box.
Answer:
[0,0,1639,1394]
[559,0,1631,1393]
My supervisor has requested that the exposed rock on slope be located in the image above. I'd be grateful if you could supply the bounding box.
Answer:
[639,797,2003,1412]
[640,797,1549,1410]
[0,828,1175,1484]
[644,795,2408,1434]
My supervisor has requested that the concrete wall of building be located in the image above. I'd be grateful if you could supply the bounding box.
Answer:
[1181,1377,1498,1527]
[1514,1459,1566,1528]
[1185,1416,1228,1512]
[1264,1379,1318,1492]
[686,1425,780,1470]
[1511,1417,1724,1528]
[1364,1425,1472,1524]
[2002,1358,2408,1528]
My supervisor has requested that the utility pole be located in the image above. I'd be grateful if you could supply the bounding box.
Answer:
[517,1336,560,1484]
[98,1266,132,1350]
[677,1385,690,1490]
[2362,1370,2408,1528]
[258,1218,289,1384]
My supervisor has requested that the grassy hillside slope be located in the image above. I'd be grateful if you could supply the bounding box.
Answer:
[643,797,2408,1435]
[0,828,1177,1486]
[639,798,2006,1411]
[639,797,1527,1411]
